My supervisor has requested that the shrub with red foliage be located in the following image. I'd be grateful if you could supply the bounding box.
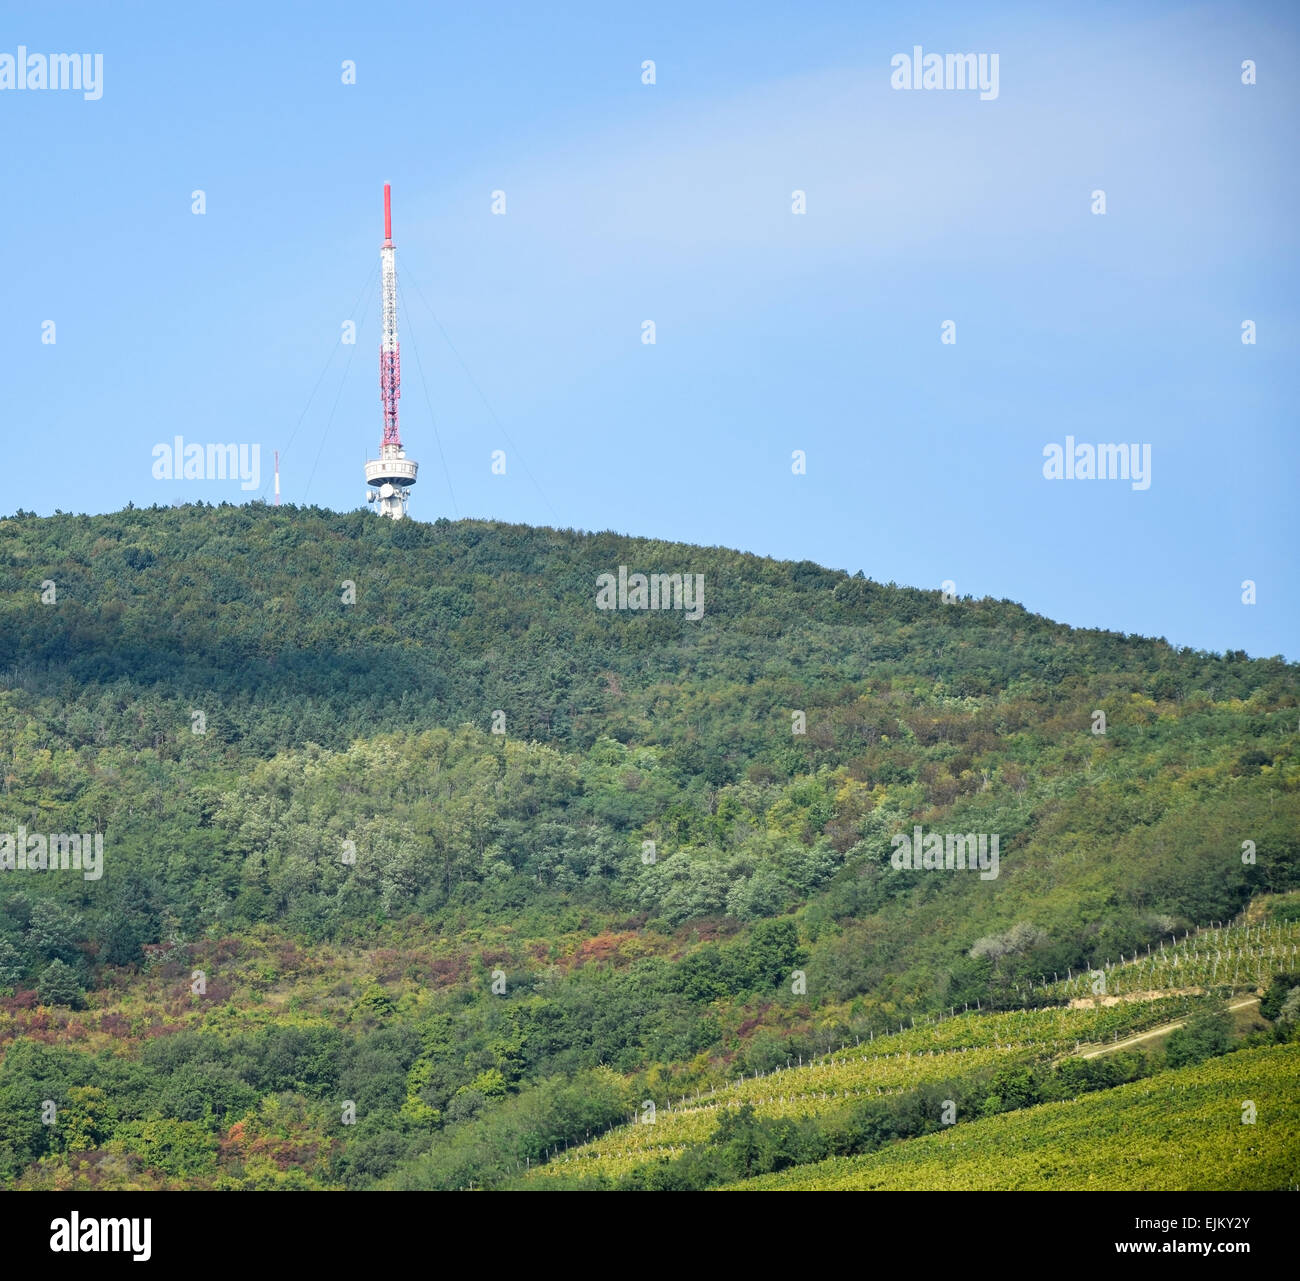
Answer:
[571,932,637,969]
[735,1008,771,1040]
[428,955,465,984]
[97,1011,131,1037]
[219,1120,248,1161]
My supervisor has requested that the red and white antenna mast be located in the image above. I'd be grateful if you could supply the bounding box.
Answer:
[274,450,280,506]
[379,183,401,449]
[365,183,418,518]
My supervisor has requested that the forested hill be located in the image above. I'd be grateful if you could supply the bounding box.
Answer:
[1,504,1297,1190]
[1,502,1290,757]
[1,502,1297,976]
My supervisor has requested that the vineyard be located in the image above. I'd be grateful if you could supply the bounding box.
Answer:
[1034,917,1300,1004]
[723,1042,1300,1191]
[517,997,1208,1184]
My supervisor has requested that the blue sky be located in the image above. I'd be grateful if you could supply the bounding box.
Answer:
[2,0,1296,658]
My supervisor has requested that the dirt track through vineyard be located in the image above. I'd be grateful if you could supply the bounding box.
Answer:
[1077,997,1260,1059]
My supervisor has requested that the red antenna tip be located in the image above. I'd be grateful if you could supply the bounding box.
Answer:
[384,184,392,242]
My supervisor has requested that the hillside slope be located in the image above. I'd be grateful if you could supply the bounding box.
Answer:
[0,504,1297,1189]
[722,1042,1300,1191]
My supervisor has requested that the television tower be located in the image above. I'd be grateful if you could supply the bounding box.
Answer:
[365,183,418,519]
